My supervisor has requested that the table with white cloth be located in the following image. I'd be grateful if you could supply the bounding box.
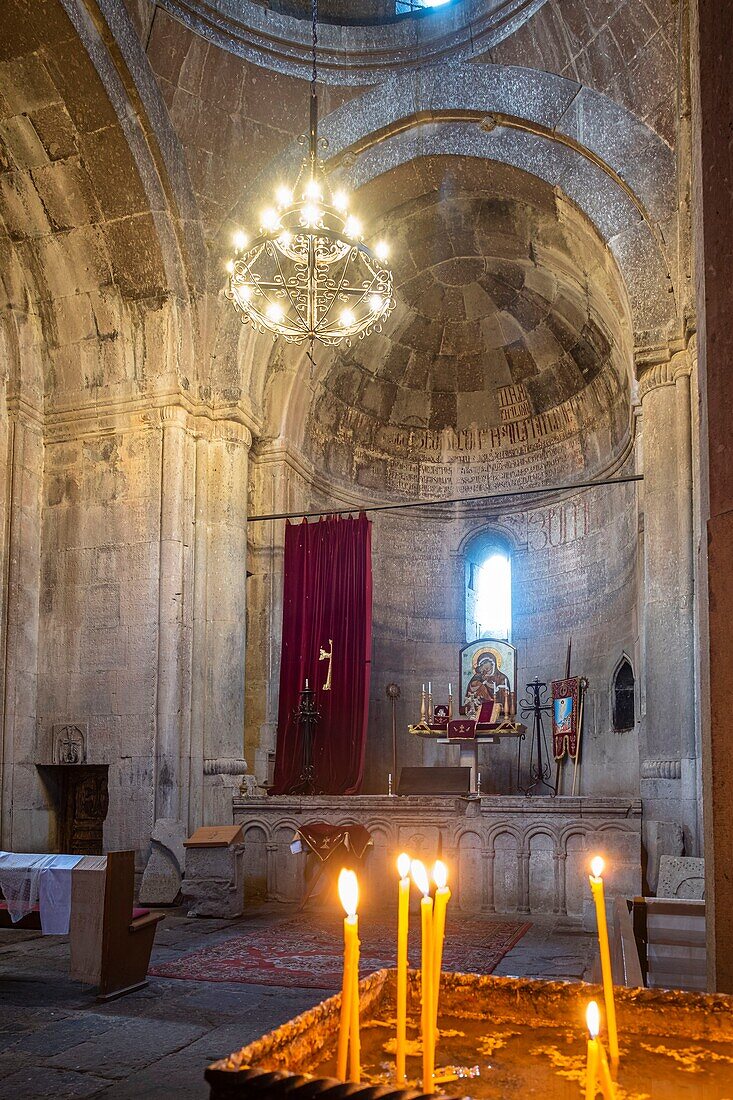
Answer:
[0,851,83,934]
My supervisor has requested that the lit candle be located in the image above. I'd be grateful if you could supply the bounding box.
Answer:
[585,1001,600,1100]
[586,1001,616,1099]
[432,860,450,1034]
[588,857,619,1074]
[448,683,453,720]
[396,853,411,1085]
[412,859,434,1094]
[421,684,426,723]
[337,869,360,1082]
[305,678,309,689]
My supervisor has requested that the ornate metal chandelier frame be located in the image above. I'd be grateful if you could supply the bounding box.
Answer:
[225,0,395,348]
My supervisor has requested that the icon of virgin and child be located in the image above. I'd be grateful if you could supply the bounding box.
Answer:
[462,644,514,723]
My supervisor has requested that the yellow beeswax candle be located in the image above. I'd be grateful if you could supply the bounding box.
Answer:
[337,869,359,1081]
[597,1034,617,1099]
[585,1001,601,1100]
[588,856,619,1074]
[412,859,434,1095]
[396,852,411,1085]
[432,860,451,1033]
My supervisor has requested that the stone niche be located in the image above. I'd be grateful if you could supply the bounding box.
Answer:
[36,764,110,855]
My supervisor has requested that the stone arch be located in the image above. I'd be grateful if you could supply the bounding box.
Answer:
[145,1,552,85]
[491,827,520,913]
[561,826,590,917]
[241,823,269,898]
[224,63,675,414]
[524,826,557,913]
[455,828,484,912]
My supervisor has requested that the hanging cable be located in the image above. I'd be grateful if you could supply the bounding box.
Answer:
[248,472,643,523]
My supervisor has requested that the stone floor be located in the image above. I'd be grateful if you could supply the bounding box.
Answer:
[0,905,596,1099]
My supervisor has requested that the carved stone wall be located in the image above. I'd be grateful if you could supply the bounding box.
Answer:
[233,794,642,918]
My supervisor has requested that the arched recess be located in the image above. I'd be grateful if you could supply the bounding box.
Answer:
[611,654,636,732]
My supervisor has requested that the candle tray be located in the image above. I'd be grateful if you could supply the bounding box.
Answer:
[206,969,733,1099]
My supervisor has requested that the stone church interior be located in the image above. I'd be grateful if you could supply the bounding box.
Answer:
[0,0,732,1095]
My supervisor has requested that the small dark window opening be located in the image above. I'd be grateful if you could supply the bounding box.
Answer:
[613,659,635,731]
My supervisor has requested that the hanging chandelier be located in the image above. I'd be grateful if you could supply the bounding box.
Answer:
[225,2,394,348]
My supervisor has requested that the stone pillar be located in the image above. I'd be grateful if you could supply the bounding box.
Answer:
[691,0,733,992]
[0,404,43,850]
[638,355,697,865]
[154,406,190,823]
[200,421,251,825]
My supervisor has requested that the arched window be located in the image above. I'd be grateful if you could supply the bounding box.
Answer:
[612,658,635,731]
[465,535,512,641]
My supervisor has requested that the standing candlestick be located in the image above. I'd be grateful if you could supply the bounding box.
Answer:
[427,682,433,720]
[448,682,453,720]
[420,684,427,724]
[395,853,411,1085]
[589,857,619,1075]
[412,860,434,1094]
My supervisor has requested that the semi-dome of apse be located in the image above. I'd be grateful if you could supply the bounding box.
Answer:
[300,157,633,499]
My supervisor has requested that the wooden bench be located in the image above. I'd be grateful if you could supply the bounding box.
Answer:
[0,850,164,999]
[612,895,706,992]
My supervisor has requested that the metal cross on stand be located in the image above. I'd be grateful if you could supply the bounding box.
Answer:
[290,685,321,795]
[518,678,557,797]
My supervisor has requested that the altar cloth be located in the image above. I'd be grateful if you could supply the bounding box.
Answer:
[0,852,82,934]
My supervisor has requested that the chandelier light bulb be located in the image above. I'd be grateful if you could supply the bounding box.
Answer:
[233,230,247,251]
[340,308,356,327]
[239,284,252,301]
[344,216,362,239]
[303,177,322,201]
[333,190,349,213]
[261,208,280,232]
[302,204,321,227]
[278,230,293,247]
[369,293,384,313]
[275,185,293,207]
[225,260,235,274]
[375,241,389,261]
[266,301,284,323]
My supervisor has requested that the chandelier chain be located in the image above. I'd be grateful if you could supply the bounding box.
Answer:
[224,0,395,349]
[311,0,318,94]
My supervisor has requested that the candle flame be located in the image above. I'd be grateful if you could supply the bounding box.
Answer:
[411,859,430,896]
[338,868,358,918]
[586,1000,600,1039]
[433,860,448,890]
[397,852,411,879]
[590,856,605,879]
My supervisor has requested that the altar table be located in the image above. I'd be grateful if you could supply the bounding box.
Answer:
[408,724,526,792]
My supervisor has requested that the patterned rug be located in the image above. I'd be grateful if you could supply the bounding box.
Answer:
[149,914,531,989]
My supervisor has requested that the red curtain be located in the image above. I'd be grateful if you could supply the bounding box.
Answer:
[271,514,372,795]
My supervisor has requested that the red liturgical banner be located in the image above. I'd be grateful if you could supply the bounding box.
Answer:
[271,514,373,795]
[552,677,580,760]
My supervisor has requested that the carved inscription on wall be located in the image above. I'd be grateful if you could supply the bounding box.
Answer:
[527,500,591,550]
[311,368,629,500]
[498,384,533,423]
